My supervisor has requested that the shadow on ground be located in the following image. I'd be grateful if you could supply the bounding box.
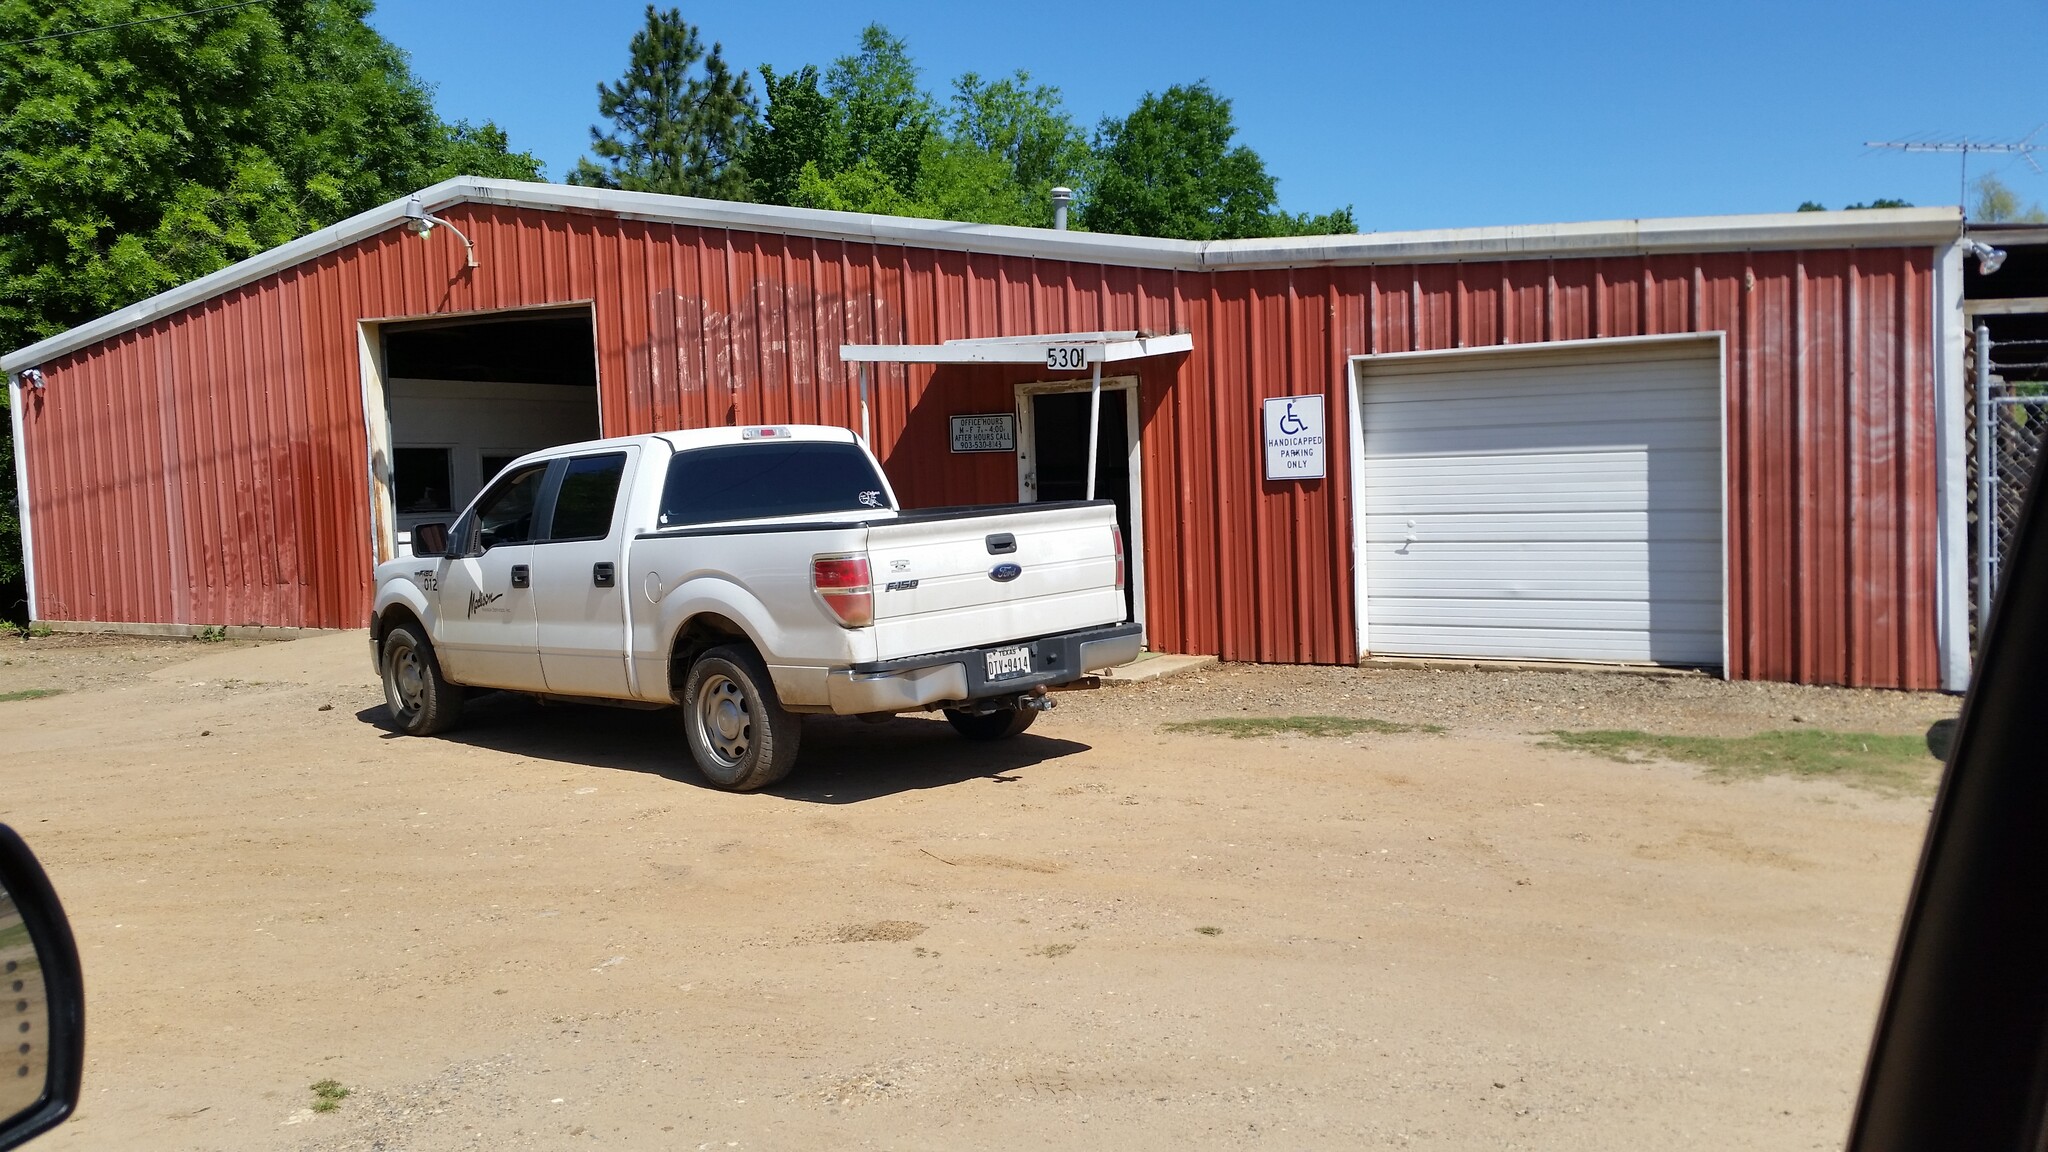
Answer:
[355,693,1089,803]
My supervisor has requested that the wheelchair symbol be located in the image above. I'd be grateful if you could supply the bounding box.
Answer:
[1278,401,1307,436]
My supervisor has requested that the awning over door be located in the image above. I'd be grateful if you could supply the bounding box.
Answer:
[839,331,1191,499]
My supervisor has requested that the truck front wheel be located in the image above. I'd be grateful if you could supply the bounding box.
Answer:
[944,706,1037,741]
[682,645,802,792]
[381,622,464,736]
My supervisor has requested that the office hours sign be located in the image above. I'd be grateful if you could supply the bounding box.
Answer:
[1262,395,1326,480]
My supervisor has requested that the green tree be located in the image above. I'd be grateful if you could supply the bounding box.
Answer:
[747,64,839,206]
[569,5,754,198]
[827,24,934,197]
[1972,174,2047,223]
[1081,82,1353,240]
[935,70,1091,225]
[1797,198,1912,211]
[745,32,1091,228]
[0,0,539,611]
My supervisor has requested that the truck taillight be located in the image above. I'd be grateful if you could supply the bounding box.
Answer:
[1112,526,1126,591]
[811,555,873,628]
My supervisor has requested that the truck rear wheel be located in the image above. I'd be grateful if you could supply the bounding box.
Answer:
[381,622,464,736]
[682,645,802,791]
[944,706,1037,741]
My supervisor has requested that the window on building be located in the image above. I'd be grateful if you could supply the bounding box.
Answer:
[480,452,521,486]
[394,447,453,514]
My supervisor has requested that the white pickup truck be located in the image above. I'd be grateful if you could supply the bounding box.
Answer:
[369,425,1142,790]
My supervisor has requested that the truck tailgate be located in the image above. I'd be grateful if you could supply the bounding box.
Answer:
[863,503,1126,662]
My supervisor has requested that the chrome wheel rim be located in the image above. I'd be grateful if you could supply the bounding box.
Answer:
[388,642,425,716]
[695,673,751,768]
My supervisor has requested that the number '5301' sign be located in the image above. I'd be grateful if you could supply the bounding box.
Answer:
[1045,346,1088,371]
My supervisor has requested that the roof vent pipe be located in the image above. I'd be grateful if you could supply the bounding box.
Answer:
[1051,187,1073,231]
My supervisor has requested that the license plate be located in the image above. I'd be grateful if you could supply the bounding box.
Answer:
[985,645,1032,681]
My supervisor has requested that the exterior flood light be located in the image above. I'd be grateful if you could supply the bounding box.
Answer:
[1965,238,2007,275]
[403,194,479,269]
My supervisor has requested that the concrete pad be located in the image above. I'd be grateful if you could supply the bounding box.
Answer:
[1363,655,1709,679]
[1099,651,1218,684]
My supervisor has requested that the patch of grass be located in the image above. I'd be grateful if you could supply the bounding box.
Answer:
[309,1079,350,1113]
[1542,729,1938,794]
[195,625,229,643]
[25,624,52,639]
[1163,715,1444,739]
[1193,925,1223,937]
[1033,942,1075,958]
[0,688,62,703]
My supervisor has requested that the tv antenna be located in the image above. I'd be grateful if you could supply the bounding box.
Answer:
[1865,128,2044,213]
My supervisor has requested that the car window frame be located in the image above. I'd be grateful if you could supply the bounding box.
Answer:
[538,451,629,545]
[461,460,550,553]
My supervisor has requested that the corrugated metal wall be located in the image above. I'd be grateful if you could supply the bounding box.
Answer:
[15,203,1939,687]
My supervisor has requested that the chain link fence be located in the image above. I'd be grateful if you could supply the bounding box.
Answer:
[1974,330,2048,647]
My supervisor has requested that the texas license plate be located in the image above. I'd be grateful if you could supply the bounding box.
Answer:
[985,645,1032,681]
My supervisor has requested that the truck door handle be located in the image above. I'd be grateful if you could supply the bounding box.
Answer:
[593,562,615,588]
[986,533,1017,555]
[511,564,530,589]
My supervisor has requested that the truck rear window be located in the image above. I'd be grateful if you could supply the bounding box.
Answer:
[658,442,891,528]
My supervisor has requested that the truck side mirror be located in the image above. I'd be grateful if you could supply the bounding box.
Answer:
[0,825,83,1152]
[411,523,450,558]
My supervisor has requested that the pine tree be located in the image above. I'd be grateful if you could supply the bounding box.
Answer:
[570,6,755,199]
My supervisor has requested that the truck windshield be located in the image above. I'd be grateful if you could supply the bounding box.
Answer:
[657,441,891,528]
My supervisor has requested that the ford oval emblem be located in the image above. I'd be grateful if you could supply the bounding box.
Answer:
[989,562,1023,582]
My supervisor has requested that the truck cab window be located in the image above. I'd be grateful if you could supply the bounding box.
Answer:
[659,442,890,527]
[546,453,627,541]
[474,463,547,549]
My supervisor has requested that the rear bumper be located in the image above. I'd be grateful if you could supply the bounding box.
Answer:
[825,622,1144,715]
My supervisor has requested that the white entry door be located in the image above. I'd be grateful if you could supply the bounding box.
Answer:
[1351,338,1724,667]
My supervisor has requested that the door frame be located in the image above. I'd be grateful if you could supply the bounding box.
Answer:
[358,301,601,565]
[1014,375,1147,633]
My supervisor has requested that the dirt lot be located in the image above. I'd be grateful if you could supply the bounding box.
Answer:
[0,632,1958,1150]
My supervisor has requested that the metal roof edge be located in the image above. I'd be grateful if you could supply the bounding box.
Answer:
[1,176,483,373]
[1199,208,1965,269]
[457,180,1210,270]
[3,179,1967,372]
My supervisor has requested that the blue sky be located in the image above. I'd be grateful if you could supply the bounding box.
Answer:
[367,0,2048,232]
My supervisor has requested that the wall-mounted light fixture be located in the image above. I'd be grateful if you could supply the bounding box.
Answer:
[17,368,44,392]
[403,195,479,269]
[1964,238,2008,275]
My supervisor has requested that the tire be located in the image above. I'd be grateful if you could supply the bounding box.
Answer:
[681,644,802,791]
[381,622,464,736]
[944,706,1037,741]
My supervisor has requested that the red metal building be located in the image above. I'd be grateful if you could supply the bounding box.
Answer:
[2,180,1973,689]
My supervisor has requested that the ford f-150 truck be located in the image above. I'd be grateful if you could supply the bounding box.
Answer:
[369,425,1142,791]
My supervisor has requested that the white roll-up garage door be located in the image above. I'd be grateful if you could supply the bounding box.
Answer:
[1351,337,1723,666]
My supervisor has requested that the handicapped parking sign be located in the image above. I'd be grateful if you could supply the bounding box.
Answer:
[1262,395,1326,480]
